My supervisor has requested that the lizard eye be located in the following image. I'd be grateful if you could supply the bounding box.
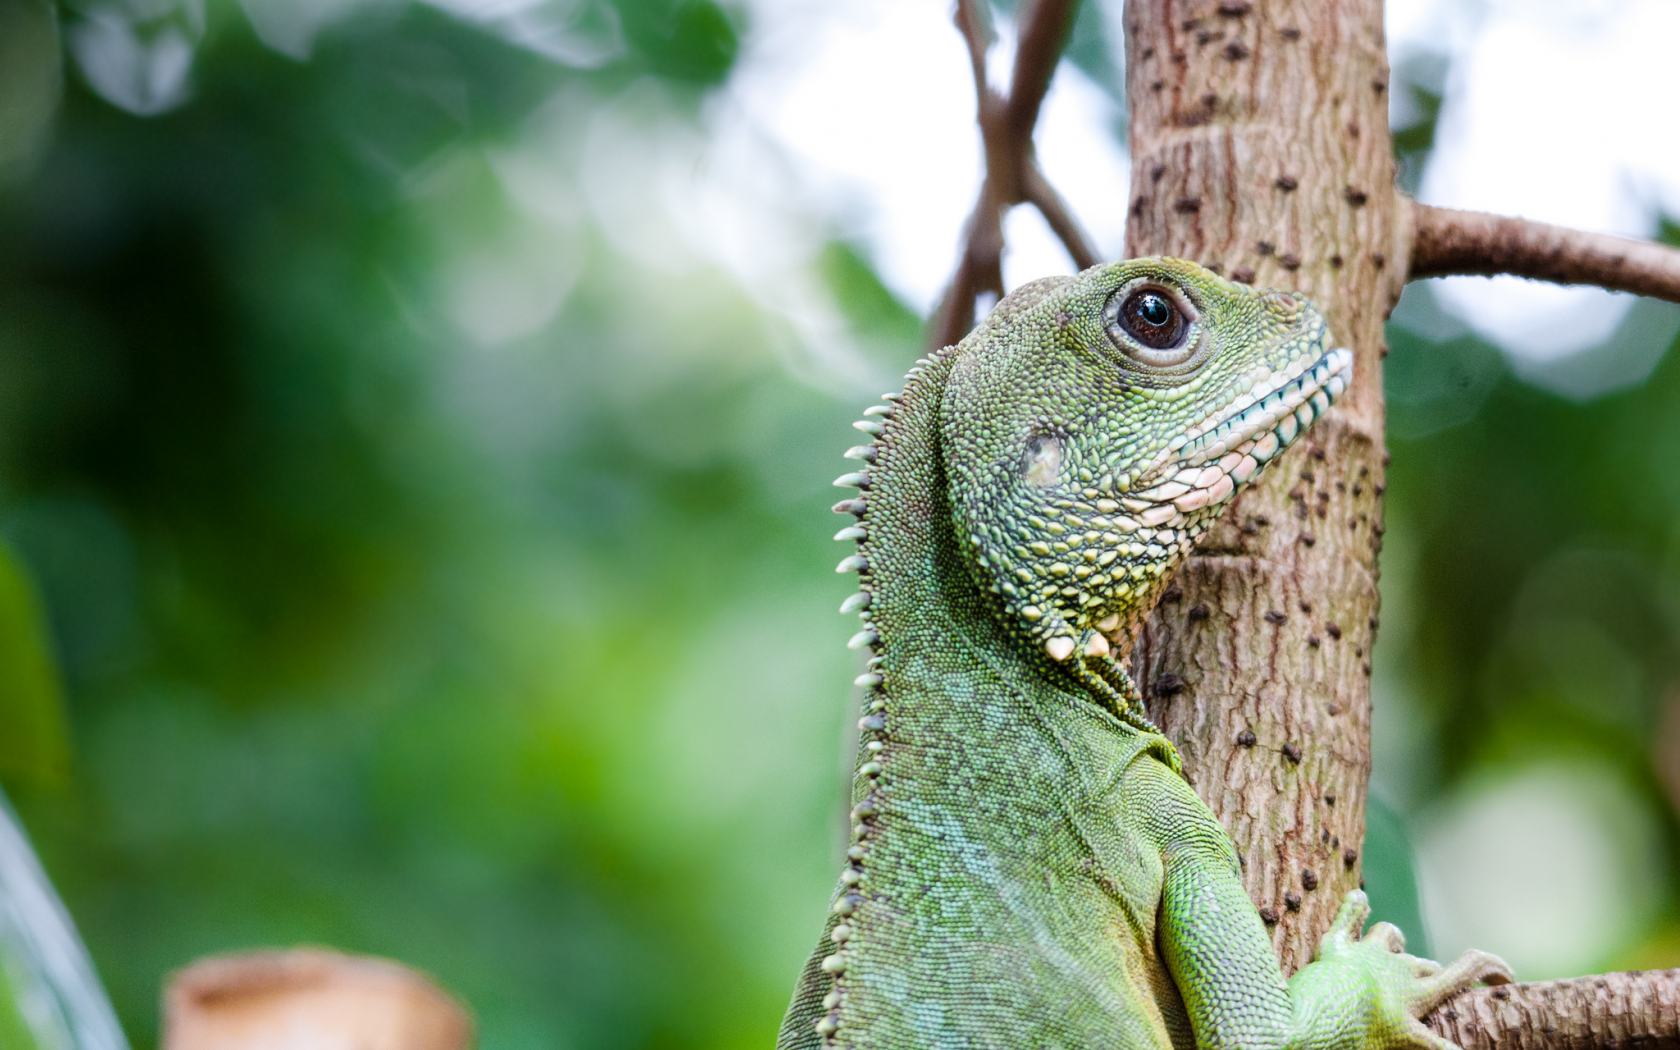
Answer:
[1103,281,1202,369]
[1115,290,1187,350]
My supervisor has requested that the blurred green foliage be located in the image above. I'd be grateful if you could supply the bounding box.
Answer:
[1377,288,1680,976]
[0,539,69,783]
[0,2,1675,1048]
[620,0,739,83]
[0,964,35,1050]
[0,4,874,1047]
[0,0,61,181]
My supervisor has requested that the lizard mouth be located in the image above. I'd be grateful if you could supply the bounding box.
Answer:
[1180,345,1353,464]
[1118,346,1353,526]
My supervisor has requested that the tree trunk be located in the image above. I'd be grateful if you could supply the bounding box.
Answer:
[932,0,1680,1033]
[1123,0,1398,973]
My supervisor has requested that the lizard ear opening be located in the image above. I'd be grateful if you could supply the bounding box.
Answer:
[1022,434,1062,489]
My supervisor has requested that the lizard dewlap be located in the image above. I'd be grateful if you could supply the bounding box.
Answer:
[783,259,1509,1050]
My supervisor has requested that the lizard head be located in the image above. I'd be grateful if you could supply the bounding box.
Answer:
[940,257,1351,664]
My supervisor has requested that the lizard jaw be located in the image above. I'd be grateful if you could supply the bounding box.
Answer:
[1019,345,1354,656]
[1124,345,1353,517]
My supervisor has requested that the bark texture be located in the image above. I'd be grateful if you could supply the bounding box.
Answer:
[1423,971,1680,1050]
[1122,0,1398,972]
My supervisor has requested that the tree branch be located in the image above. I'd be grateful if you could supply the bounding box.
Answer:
[930,184,1006,350]
[1021,160,1098,271]
[1409,200,1680,303]
[1004,0,1079,142]
[1424,970,1680,1050]
[928,0,1090,349]
[953,0,995,113]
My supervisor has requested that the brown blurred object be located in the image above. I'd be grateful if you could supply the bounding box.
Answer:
[1654,685,1680,819]
[162,948,474,1050]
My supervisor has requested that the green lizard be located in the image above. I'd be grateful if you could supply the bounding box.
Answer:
[780,258,1510,1050]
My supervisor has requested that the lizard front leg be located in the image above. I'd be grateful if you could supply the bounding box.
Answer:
[1126,755,1512,1050]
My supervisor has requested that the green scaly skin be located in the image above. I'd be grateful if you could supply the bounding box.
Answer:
[780,259,1511,1050]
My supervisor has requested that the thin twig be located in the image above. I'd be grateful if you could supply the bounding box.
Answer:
[1022,160,1099,270]
[1005,0,1080,141]
[929,0,1090,348]
[931,185,1006,350]
[1410,201,1680,302]
[1425,969,1680,1050]
[953,0,994,97]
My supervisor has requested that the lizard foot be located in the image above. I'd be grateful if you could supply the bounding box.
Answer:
[1410,948,1513,1017]
[1389,946,1514,1050]
[1308,891,1513,1050]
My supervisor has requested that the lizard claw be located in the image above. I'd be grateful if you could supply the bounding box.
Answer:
[1409,948,1514,1019]
[1364,921,1406,953]
[1405,953,1443,980]
[1320,889,1372,951]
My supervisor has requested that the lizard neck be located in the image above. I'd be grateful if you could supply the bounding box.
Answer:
[811,349,1170,1047]
[849,349,1019,733]
[845,348,1135,747]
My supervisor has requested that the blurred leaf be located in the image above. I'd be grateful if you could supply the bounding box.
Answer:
[1389,52,1445,194]
[1062,0,1123,108]
[818,240,920,364]
[0,0,61,183]
[0,962,34,1050]
[0,538,68,785]
[1390,84,1441,157]
[617,0,738,84]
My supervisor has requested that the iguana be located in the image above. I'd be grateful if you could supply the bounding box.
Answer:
[780,258,1511,1050]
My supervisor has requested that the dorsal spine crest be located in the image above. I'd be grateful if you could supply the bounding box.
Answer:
[814,341,959,1045]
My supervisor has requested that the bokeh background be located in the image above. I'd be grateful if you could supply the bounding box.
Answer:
[1,0,1678,1045]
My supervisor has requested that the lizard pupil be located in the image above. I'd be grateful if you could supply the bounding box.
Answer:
[1118,290,1187,350]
